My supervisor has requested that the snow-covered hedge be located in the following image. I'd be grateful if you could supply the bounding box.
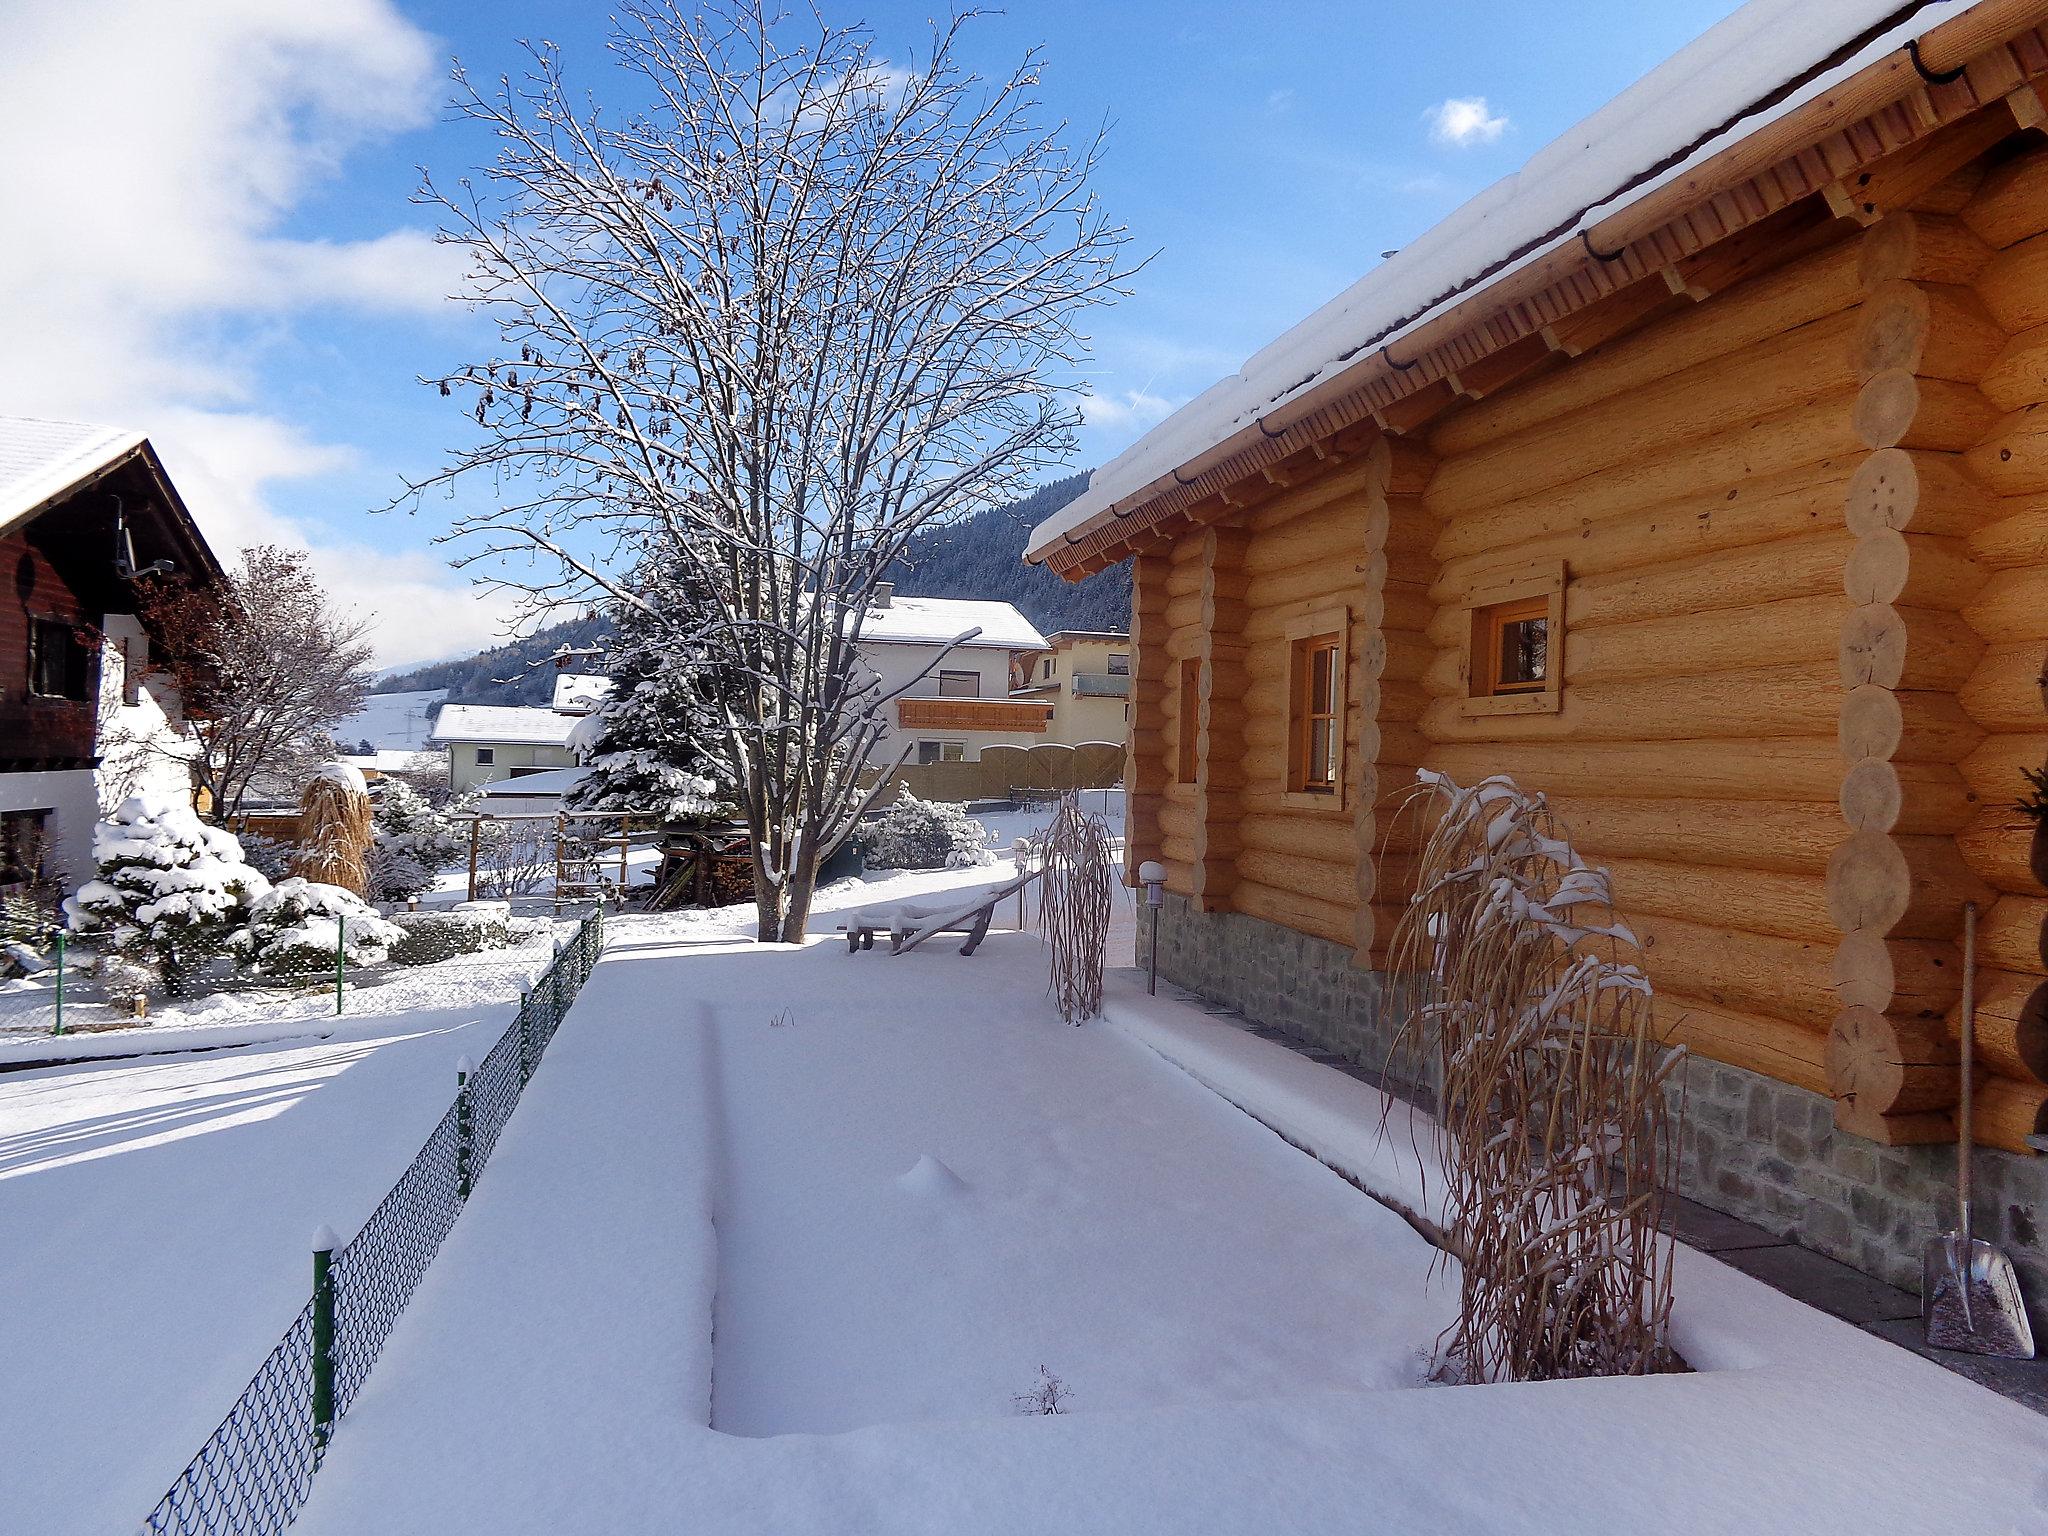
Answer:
[856,792,996,871]
[387,906,512,966]
[65,795,271,993]
[232,878,404,978]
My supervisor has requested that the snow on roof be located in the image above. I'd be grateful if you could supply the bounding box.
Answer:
[338,749,439,773]
[1027,0,1979,558]
[0,415,146,536]
[856,595,1045,650]
[477,765,590,798]
[429,704,581,747]
[551,672,612,714]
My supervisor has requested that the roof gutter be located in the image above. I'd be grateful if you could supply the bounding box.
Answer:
[1033,0,2045,567]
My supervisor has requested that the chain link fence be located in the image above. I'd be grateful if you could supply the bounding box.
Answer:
[0,910,572,1045]
[139,906,605,1536]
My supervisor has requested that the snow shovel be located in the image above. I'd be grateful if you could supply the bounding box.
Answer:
[1923,902,2036,1357]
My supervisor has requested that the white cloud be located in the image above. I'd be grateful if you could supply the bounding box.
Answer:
[1081,387,1181,437]
[0,0,506,667]
[1425,96,1509,148]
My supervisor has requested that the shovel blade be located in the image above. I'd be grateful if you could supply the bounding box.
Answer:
[1924,1233,2036,1358]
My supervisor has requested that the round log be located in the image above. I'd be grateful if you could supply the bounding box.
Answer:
[1853,369,1920,450]
[1964,565,2048,644]
[1659,994,1831,1097]
[1843,530,1983,609]
[1860,211,1992,287]
[1419,738,1837,804]
[1963,731,2048,801]
[1826,830,1913,935]
[1631,912,1838,1030]
[1839,603,1907,689]
[1830,929,1962,1015]
[1978,230,2048,334]
[1960,642,2048,731]
[1957,803,2039,895]
[1979,322,2048,414]
[1963,405,2048,497]
[1840,757,1903,832]
[1967,490,2048,570]
[1826,1005,1960,1117]
[1961,967,2048,1082]
[1602,855,1836,945]
[1857,281,1931,380]
[1960,144,2048,251]
[1424,661,1842,746]
[1844,448,1990,539]
[1974,894,2048,975]
[1838,684,1984,766]
[1571,533,1852,629]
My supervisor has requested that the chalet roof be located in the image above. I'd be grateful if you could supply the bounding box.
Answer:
[550,672,612,714]
[1025,0,2027,570]
[0,416,146,536]
[429,704,581,748]
[856,595,1045,650]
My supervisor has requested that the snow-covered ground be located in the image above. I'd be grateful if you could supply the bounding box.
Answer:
[285,827,2048,1535]
[337,688,447,751]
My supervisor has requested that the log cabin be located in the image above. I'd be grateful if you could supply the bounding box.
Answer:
[0,416,225,887]
[1026,0,2048,1314]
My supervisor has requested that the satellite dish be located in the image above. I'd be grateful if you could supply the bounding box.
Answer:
[113,498,175,581]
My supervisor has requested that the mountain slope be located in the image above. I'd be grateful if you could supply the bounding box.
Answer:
[382,475,1124,705]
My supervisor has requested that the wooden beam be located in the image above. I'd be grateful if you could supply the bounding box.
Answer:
[1193,527,1251,911]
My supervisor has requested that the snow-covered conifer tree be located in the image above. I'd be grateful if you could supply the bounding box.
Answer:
[64,795,270,994]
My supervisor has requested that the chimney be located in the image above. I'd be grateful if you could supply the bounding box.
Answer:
[872,582,893,609]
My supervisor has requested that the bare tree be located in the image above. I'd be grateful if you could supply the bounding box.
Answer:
[399,1,1133,941]
[125,546,376,823]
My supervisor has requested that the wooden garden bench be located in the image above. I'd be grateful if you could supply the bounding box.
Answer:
[836,867,1042,956]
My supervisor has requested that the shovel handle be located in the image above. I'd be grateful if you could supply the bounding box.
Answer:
[1960,901,1977,1243]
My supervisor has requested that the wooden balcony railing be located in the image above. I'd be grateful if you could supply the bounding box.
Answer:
[897,696,1053,733]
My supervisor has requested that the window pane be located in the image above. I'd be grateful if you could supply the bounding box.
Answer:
[1497,616,1547,688]
[941,741,965,762]
[938,670,979,698]
[1107,653,1130,676]
[1308,718,1334,787]
[1310,642,1336,712]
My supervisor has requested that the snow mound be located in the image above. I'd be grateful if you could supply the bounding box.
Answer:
[896,1152,967,1198]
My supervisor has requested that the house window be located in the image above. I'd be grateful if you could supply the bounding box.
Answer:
[1107,653,1130,676]
[1288,632,1343,796]
[938,670,980,698]
[1043,657,1056,680]
[1175,660,1200,784]
[916,739,965,764]
[475,747,497,766]
[28,618,91,701]
[0,810,50,889]
[1459,561,1566,718]
[1472,597,1549,696]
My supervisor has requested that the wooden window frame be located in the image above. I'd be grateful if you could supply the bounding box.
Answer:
[1175,659,1200,784]
[1457,561,1566,719]
[1282,607,1347,809]
[27,616,93,703]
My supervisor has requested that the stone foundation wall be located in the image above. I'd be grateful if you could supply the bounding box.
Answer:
[1144,894,2048,1320]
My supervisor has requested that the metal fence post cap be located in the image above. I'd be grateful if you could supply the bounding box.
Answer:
[310,1224,338,1254]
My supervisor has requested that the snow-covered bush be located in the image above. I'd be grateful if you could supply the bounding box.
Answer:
[387,906,512,966]
[232,878,403,978]
[64,795,271,994]
[855,792,995,871]
[368,779,464,902]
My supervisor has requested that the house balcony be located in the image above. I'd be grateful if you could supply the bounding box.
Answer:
[1071,672,1131,698]
[897,696,1053,733]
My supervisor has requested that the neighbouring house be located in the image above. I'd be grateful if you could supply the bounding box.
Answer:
[1010,630,1132,747]
[856,585,1051,764]
[1026,0,2048,1320]
[0,416,225,888]
[432,702,589,797]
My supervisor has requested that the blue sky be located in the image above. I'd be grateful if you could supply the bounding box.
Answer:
[0,0,1744,668]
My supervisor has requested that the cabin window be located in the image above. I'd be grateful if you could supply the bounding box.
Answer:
[28,618,92,702]
[937,670,980,698]
[916,739,965,764]
[1289,634,1343,796]
[1458,561,1567,718]
[0,810,50,889]
[475,747,496,766]
[1472,597,1549,696]
[1107,652,1130,676]
[1043,657,1056,680]
[1175,660,1200,784]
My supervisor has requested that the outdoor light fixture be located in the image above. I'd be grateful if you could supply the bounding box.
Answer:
[1137,859,1165,995]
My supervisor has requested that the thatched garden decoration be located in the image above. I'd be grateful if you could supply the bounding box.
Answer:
[291,763,375,897]
[1384,770,1686,1383]
[1037,792,1113,1023]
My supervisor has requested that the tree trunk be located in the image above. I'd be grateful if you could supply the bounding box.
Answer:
[752,842,822,944]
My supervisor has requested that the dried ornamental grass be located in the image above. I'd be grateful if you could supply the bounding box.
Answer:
[1038,792,1113,1024]
[1384,770,1686,1383]
[291,763,375,896]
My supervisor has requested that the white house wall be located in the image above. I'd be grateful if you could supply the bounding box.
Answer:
[94,615,197,810]
[858,640,1021,764]
[1,768,101,887]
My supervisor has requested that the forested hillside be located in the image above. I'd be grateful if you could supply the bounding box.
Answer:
[383,475,1125,704]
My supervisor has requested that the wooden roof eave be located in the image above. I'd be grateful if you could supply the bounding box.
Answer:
[1040,0,2048,579]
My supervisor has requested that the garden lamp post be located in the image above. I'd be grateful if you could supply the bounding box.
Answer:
[1138,860,1166,995]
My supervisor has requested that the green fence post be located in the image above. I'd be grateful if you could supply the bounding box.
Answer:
[334,914,346,1017]
[519,994,533,1087]
[51,928,64,1037]
[455,1056,474,1200]
[311,1225,338,1451]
